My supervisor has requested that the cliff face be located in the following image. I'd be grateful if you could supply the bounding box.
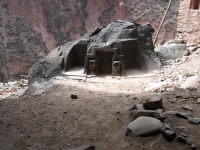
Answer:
[0,0,180,81]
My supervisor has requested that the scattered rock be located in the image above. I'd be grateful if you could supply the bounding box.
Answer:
[143,94,163,110]
[145,82,167,92]
[155,43,187,61]
[182,105,193,111]
[169,98,176,103]
[129,104,146,111]
[191,91,200,98]
[196,98,200,104]
[126,116,163,137]
[162,91,174,99]
[176,112,192,119]
[187,46,198,54]
[129,110,166,121]
[116,111,120,114]
[177,133,187,143]
[188,118,200,125]
[191,144,197,150]
[197,86,200,92]
[174,87,191,99]
[181,75,200,89]
[71,94,78,99]
[161,123,176,140]
[195,48,200,55]
[174,126,188,132]
[66,145,95,150]
[29,21,156,82]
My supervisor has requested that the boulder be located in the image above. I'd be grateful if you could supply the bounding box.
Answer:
[174,87,191,99]
[143,94,163,110]
[126,116,163,137]
[155,43,187,61]
[28,21,157,83]
[181,75,199,89]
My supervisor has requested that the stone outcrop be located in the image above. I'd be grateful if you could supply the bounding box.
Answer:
[176,0,200,45]
[28,21,157,83]
[155,39,187,61]
[0,0,180,81]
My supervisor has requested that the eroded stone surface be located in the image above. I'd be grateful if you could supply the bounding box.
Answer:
[29,21,157,83]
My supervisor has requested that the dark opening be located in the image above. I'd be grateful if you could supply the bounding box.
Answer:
[96,51,114,75]
[122,40,140,69]
[190,0,200,9]
[65,44,87,71]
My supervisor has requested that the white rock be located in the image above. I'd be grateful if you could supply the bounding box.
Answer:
[126,116,163,136]
[181,75,199,89]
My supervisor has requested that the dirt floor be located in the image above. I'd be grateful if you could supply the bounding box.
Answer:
[1,54,200,150]
[0,69,200,150]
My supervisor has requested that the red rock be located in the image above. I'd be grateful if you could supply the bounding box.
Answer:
[0,0,180,80]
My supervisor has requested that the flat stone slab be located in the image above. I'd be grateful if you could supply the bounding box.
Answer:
[176,112,192,119]
[126,116,163,136]
[188,118,200,125]
[129,109,166,121]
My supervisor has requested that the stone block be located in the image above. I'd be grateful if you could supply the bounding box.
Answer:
[143,94,163,110]
[174,87,191,99]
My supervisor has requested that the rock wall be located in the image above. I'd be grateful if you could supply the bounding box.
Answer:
[176,0,200,45]
[0,0,180,81]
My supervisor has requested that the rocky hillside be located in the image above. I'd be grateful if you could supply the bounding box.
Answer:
[0,0,180,81]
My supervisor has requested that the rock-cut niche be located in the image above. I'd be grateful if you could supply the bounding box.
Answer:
[190,0,200,9]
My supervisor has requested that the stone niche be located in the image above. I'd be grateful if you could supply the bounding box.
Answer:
[190,0,200,9]
[176,0,200,45]
[28,21,156,82]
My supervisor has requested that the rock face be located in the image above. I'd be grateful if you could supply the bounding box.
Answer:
[176,0,200,45]
[28,21,157,83]
[155,39,187,61]
[0,0,180,81]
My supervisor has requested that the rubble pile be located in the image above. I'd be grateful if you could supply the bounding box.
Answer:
[0,79,28,99]
[127,84,200,149]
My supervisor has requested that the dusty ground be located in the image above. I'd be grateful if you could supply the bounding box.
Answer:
[1,54,200,150]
